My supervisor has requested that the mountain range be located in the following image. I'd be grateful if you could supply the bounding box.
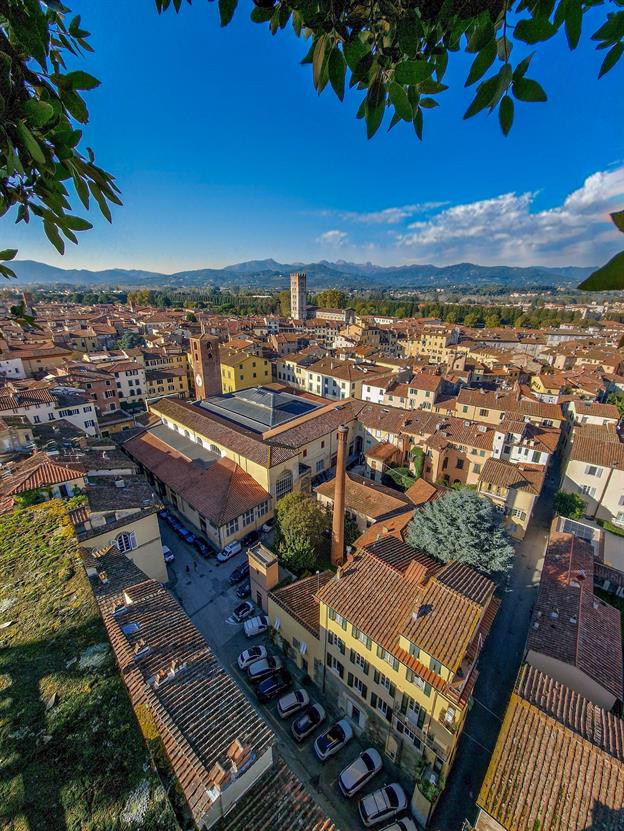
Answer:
[7,258,595,290]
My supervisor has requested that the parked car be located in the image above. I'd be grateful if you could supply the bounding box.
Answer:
[378,819,417,831]
[195,540,213,559]
[244,615,269,638]
[177,527,191,540]
[358,784,408,828]
[233,601,255,623]
[229,563,250,585]
[256,670,292,702]
[277,689,310,719]
[217,540,242,562]
[247,656,283,683]
[291,702,326,741]
[242,530,260,546]
[314,719,353,761]
[338,748,383,797]
[162,545,174,564]
[261,520,273,534]
[158,509,170,521]
[235,581,251,599]
[185,532,197,546]
[237,645,267,670]
[168,516,180,530]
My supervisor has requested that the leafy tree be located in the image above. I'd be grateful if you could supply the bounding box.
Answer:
[185,311,197,322]
[274,491,330,573]
[315,289,347,309]
[278,289,290,316]
[116,332,146,349]
[406,489,513,574]
[0,2,120,274]
[464,311,482,327]
[553,489,586,520]
[345,513,359,552]
[484,313,501,328]
[410,446,425,479]
[607,391,624,418]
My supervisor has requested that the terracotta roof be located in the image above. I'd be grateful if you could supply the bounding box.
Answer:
[479,458,545,495]
[123,429,270,526]
[404,478,441,506]
[0,452,84,495]
[270,571,333,637]
[362,536,442,581]
[568,429,624,470]
[0,386,55,411]
[526,530,623,701]
[315,472,411,520]
[408,372,443,392]
[364,441,402,462]
[478,665,624,831]
[352,511,415,548]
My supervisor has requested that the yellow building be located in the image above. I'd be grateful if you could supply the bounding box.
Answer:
[220,348,271,393]
[477,458,544,539]
[145,366,190,400]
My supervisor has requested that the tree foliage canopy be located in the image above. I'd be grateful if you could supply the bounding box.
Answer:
[553,489,586,519]
[274,490,330,573]
[406,488,514,573]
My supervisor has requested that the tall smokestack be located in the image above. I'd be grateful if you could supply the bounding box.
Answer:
[331,424,348,567]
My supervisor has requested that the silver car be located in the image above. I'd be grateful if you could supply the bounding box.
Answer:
[338,748,383,797]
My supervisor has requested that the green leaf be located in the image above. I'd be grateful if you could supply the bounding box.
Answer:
[395,60,433,85]
[24,100,55,128]
[599,42,624,77]
[610,210,624,233]
[577,251,624,291]
[366,99,385,139]
[89,182,112,222]
[344,37,369,71]
[388,82,412,121]
[499,95,514,135]
[413,107,423,140]
[465,41,497,87]
[496,36,513,61]
[44,220,65,254]
[467,20,495,53]
[463,74,499,119]
[0,249,18,261]
[65,71,100,90]
[312,37,329,92]
[515,17,558,44]
[219,0,238,26]
[328,48,346,101]
[250,6,273,23]
[512,77,547,102]
[397,17,423,57]
[513,53,534,80]
[420,97,438,109]
[62,215,93,231]
[564,0,582,48]
[16,121,45,165]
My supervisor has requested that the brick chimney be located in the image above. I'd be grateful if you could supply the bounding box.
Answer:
[331,424,348,567]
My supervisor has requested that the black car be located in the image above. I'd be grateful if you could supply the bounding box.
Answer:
[291,703,326,742]
[242,530,260,547]
[256,670,292,703]
[235,581,251,599]
[194,539,213,558]
[229,563,250,585]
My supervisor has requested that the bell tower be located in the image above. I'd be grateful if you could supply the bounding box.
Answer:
[190,334,221,398]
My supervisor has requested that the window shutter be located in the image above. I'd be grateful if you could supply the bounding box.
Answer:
[385,707,393,723]
[362,684,368,700]
[424,682,432,696]
[352,625,359,638]
[363,660,370,675]
[347,672,353,688]
[406,669,414,683]
[341,618,348,631]
[418,708,426,729]
[366,636,372,650]
[350,649,355,664]
[376,645,384,659]
[400,693,408,715]
[328,608,336,621]
[389,682,396,698]
[393,657,399,672]
[374,669,380,684]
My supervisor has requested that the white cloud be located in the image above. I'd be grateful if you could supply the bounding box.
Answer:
[319,202,448,225]
[393,167,624,266]
[316,229,349,247]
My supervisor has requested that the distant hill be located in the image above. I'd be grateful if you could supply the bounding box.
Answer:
[8,258,595,290]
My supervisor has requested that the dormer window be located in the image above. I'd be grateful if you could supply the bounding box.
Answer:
[121,622,140,636]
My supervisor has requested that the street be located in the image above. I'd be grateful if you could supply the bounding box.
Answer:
[430,467,556,830]
[160,520,404,831]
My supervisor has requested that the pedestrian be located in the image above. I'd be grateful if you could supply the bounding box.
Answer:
[185,564,190,574]
[194,561,198,571]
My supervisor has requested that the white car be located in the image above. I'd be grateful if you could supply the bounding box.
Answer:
[338,748,383,797]
[261,520,273,533]
[277,689,310,719]
[358,784,408,828]
[217,540,242,562]
[162,546,174,564]
[378,819,418,831]
[237,645,267,670]
[313,718,353,761]
[247,656,283,683]
[243,614,269,638]
[232,601,255,623]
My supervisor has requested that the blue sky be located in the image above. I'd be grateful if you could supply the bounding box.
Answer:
[6,0,623,271]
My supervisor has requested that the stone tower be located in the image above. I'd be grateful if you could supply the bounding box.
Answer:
[190,334,221,398]
[290,272,307,321]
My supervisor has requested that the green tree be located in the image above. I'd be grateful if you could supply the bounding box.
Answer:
[316,289,347,309]
[345,513,359,552]
[274,491,330,573]
[116,332,146,349]
[484,313,501,328]
[406,489,513,574]
[607,391,624,418]
[278,289,290,317]
[464,311,482,328]
[553,490,586,520]
[185,312,197,322]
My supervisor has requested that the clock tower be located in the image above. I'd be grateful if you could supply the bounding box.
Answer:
[190,333,221,398]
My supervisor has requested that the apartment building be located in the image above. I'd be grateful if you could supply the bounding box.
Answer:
[560,425,624,525]
[456,386,565,428]
[477,458,544,539]
[278,355,389,401]
[566,398,621,427]
[0,381,98,436]
[55,362,121,415]
[107,360,147,404]
[145,366,189,400]
[491,417,560,468]
[404,326,460,363]
[219,348,272,392]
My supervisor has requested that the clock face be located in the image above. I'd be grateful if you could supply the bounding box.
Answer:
[195,373,203,387]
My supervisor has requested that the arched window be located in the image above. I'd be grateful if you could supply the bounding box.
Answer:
[276,469,293,499]
[115,531,137,553]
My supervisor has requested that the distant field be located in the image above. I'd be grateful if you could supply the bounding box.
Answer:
[0,501,178,831]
